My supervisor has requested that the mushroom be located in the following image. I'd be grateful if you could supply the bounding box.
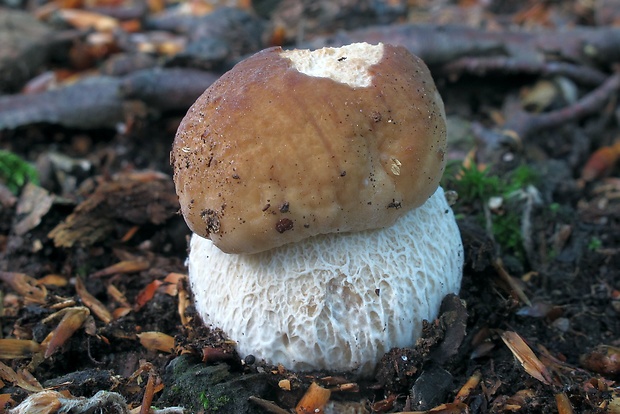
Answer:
[171,42,464,376]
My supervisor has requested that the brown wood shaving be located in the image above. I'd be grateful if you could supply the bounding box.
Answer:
[501,331,556,386]
[296,382,331,414]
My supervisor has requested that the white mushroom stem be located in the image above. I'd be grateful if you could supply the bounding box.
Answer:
[188,187,463,377]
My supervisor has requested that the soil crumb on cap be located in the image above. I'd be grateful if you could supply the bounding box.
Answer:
[280,43,384,88]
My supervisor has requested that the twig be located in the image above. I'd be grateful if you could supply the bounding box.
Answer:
[247,396,290,414]
[442,57,608,85]
[306,24,620,68]
[506,70,620,137]
[472,71,620,163]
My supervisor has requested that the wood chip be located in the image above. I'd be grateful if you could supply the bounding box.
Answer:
[296,382,331,414]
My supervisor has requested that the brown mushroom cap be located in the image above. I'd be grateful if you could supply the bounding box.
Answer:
[171,43,447,254]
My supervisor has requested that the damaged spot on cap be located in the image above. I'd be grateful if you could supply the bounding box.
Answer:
[200,209,221,235]
[275,218,294,233]
[280,43,384,88]
[387,200,402,209]
[390,158,401,176]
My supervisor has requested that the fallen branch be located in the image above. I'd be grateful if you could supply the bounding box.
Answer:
[472,70,620,165]
[306,23,620,69]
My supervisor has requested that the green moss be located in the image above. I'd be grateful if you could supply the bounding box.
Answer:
[444,162,538,259]
[445,162,537,205]
[587,236,602,251]
[199,392,230,412]
[0,150,39,194]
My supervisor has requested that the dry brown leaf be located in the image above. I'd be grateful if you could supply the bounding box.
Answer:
[107,284,130,307]
[0,339,42,359]
[112,307,132,320]
[607,390,620,413]
[429,403,470,413]
[56,9,119,32]
[36,274,68,287]
[493,258,531,306]
[556,392,575,414]
[0,393,15,410]
[6,390,62,413]
[0,271,47,305]
[139,372,156,414]
[13,183,55,236]
[44,307,90,358]
[91,260,150,278]
[296,382,331,414]
[164,273,185,284]
[49,299,77,310]
[137,332,174,353]
[580,345,620,375]
[134,280,162,310]
[0,361,43,392]
[120,225,140,242]
[581,140,620,182]
[503,389,536,411]
[177,280,191,327]
[454,370,481,403]
[159,282,177,297]
[336,383,359,392]
[75,278,112,324]
[163,272,186,297]
[501,331,555,385]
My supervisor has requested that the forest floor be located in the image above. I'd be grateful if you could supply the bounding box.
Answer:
[0,1,619,413]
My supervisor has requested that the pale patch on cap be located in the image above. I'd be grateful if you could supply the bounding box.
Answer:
[280,42,384,88]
